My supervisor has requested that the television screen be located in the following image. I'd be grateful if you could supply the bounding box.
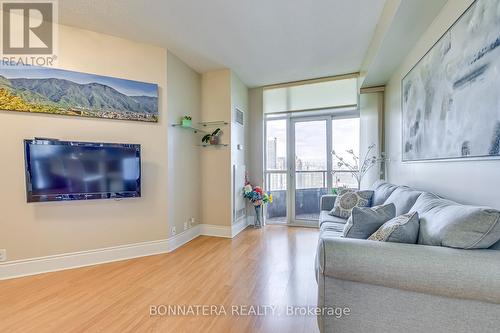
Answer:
[24,139,141,202]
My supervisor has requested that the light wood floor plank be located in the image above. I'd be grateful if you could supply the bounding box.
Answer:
[0,226,320,333]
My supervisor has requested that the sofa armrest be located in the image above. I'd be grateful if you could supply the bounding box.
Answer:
[320,195,337,211]
[317,236,500,304]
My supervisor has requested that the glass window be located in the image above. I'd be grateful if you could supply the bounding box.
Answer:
[266,119,287,171]
[332,118,360,171]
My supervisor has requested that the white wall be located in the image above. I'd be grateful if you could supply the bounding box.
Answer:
[167,52,202,235]
[0,25,169,261]
[246,88,264,221]
[247,88,264,186]
[385,0,500,209]
[359,92,383,189]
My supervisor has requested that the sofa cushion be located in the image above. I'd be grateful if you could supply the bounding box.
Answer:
[410,192,500,249]
[320,221,346,233]
[383,186,422,216]
[343,203,396,239]
[371,180,398,206]
[319,211,347,227]
[329,190,374,219]
[368,212,420,244]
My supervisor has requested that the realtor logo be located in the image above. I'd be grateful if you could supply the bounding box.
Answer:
[1,0,58,66]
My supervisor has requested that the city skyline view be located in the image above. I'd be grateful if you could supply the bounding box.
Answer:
[266,117,360,171]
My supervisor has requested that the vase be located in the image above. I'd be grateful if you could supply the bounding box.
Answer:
[181,119,192,127]
[209,135,220,145]
[254,205,262,228]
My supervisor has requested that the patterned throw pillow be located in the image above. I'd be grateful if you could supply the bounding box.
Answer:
[329,190,374,219]
[368,212,420,244]
[343,203,396,239]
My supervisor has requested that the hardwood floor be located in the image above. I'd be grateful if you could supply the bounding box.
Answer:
[0,226,320,333]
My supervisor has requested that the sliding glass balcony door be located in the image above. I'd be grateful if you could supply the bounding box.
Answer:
[291,117,331,225]
[264,113,359,226]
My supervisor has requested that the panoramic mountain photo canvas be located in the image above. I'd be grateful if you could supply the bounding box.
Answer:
[402,0,500,161]
[0,64,158,122]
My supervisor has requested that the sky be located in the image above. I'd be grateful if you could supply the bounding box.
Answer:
[0,64,158,97]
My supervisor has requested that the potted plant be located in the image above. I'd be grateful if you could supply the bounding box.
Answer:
[181,116,192,127]
[202,128,222,145]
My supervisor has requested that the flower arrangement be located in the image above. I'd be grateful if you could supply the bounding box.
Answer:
[332,144,385,190]
[243,182,272,228]
[243,184,272,206]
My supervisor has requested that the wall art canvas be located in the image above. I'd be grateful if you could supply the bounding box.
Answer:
[402,0,500,161]
[0,64,158,122]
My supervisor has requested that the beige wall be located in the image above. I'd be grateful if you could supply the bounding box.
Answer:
[200,70,232,226]
[0,25,169,261]
[384,0,500,209]
[199,70,249,227]
[167,52,202,236]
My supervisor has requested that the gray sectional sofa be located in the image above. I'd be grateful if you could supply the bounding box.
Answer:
[316,181,500,333]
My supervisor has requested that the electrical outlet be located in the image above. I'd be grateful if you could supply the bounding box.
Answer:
[0,249,6,262]
[184,222,188,230]
[171,226,176,236]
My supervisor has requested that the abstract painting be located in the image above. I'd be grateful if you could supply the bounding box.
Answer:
[0,63,158,122]
[402,0,500,161]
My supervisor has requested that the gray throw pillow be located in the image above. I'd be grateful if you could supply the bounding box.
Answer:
[329,190,374,219]
[411,192,500,249]
[368,212,420,244]
[343,203,396,239]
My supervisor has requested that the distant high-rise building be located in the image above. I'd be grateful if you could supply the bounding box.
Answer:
[267,137,277,169]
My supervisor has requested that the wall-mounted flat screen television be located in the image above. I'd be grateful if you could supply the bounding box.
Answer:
[24,139,141,203]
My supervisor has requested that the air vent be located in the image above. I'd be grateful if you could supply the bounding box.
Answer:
[235,108,244,126]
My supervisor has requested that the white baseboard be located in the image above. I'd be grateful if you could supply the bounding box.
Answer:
[231,217,251,238]
[0,222,250,280]
[0,239,170,281]
[199,223,232,238]
[167,225,202,252]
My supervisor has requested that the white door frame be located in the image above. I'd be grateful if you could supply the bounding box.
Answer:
[264,111,359,227]
[289,115,332,226]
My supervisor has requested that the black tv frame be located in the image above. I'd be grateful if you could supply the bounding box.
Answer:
[24,139,141,203]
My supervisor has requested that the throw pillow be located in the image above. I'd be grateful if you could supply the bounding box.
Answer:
[329,190,374,219]
[343,203,396,239]
[368,212,420,244]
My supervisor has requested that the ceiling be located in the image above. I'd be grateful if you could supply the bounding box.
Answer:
[59,0,385,87]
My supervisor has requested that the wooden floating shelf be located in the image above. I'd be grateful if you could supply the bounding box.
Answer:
[171,124,207,133]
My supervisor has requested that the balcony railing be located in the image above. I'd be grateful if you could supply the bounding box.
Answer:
[265,170,356,223]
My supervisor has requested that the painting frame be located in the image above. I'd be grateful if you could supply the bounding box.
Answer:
[0,63,159,122]
[401,0,500,162]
